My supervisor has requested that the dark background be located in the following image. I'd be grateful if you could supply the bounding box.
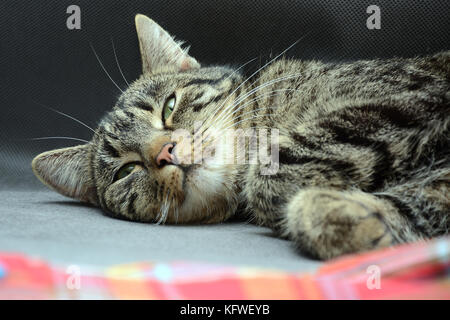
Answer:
[1,0,450,189]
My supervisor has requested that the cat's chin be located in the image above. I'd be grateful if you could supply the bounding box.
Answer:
[176,163,237,223]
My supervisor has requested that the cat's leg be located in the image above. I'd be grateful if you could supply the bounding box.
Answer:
[374,168,450,239]
[245,162,448,259]
[280,188,422,260]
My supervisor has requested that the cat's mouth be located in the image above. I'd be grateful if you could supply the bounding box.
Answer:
[165,163,202,197]
[167,140,233,218]
[179,163,195,179]
[175,162,233,224]
[156,143,234,223]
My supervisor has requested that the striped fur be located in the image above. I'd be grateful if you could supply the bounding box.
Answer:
[32,15,449,259]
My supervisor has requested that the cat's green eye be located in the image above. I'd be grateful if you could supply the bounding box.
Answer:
[163,94,176,121]
[115,163,136,181]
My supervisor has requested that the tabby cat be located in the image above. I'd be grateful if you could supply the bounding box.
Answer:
[32,14,449,259]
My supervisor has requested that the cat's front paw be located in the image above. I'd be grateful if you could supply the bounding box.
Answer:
[281,189,394,260]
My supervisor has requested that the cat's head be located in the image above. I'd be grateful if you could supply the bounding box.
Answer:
[32,14,243,223]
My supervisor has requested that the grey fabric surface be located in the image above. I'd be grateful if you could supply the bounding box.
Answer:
[0,188,321,271]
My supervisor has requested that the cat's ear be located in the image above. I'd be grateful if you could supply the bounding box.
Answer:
[135,14,200,74]
[32,144,98,205]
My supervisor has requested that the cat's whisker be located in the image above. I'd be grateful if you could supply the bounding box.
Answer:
[198,124,284,155]
[168,195,176,224]
[216,101,291,133]
[200,126,282,150]
[209,31,311,129]
[89,42,124,93]
[201,109,277,145]
[207,31,311,126]
[208,95,272,134]
[156,193,170,225]
[111,38,130,87]
[194,73,299,143]
[189,57,257,139]
[33,101,96,133]
[26,136,89,143]
[217,89,300,127]
[199,74,302,140]
[195,77,299,145]
[244,213,257,225]
[204,73,302,138]
[218,106,278,130]
[200,37,305,132]
[215,73,302,124]
[218,113,279,132]
[223,57,258,82]
[213,68,299,126]
[164,196,171,224]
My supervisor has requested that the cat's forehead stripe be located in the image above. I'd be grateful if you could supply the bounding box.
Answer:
[134,100,154,112]
[182,74,228,88]
[103,139,120,158]
[145,81,162,95]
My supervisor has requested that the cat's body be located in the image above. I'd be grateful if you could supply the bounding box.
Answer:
[32,15,449,259]
[239,56,450,258]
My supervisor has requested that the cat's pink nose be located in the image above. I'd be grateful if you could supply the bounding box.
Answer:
[156,143,175,167]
